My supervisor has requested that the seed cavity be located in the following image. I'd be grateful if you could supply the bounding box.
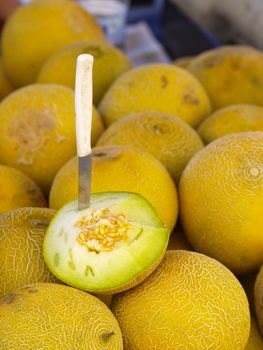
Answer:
[76,208,131,253]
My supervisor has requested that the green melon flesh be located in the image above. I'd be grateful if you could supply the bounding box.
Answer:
[44,192,169,293]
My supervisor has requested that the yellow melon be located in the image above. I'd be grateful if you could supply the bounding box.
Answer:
[49,145,178,230]
[0,58,13,100]
[180,132,263,274]
[0,208,57,298]
[37,40,132,105]
[188,45,263,110]
[44,192,169,295]
[111,250,250,350]
[245,318,263,350]
[0,283,123,349]
[0,165,46,213]
[2,0,105,87]
[198,104,263,144]
[99,64,211,127]
[97,111,204,182]
[0,84,103,193]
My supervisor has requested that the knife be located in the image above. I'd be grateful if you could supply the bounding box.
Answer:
[75,54,94,210]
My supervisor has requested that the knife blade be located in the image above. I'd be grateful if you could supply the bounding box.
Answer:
[78,153,92,210]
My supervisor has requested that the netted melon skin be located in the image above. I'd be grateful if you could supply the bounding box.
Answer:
[97,111,204,182]
[0,283,123,349]
[0,208,57,298]
[180,132,263,274]
[112,251,250,350]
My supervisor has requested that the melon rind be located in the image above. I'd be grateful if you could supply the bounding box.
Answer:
[44,192,170,293]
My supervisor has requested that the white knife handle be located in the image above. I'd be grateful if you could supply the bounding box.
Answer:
[75,54,94,157]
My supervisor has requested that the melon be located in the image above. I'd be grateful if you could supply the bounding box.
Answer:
[49,145,178,230]
[2,0,105,86]
[44,192,170,294]
[0,208,57,298]
[188,46,263,110]
[37,40,132,105]
[111,250,250,349]
[97,111,204,182]
[99,64,211,127]
[0,84,103,193]
[0,165,46,214]
[0,283,123,349]
[198,104,263,144]
[180,132,263,274]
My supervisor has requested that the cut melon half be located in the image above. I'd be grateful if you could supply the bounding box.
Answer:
[44,192,169,294]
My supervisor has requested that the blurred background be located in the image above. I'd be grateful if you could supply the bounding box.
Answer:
[2,0,263,65]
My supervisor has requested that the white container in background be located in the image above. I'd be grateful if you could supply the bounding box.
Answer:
[78,0,129,47]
